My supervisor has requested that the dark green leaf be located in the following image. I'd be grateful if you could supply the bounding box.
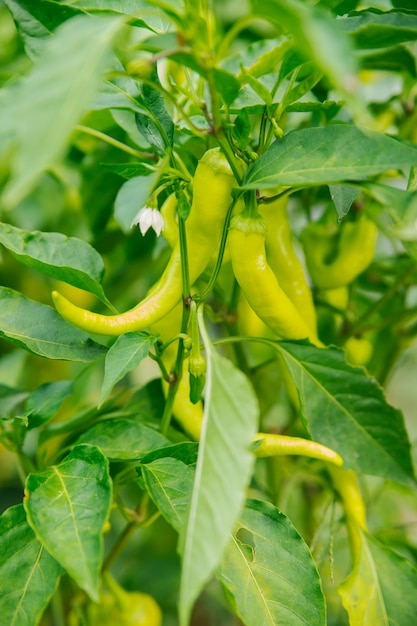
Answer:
[3,0,80,57]
[0,504,63,626]
[24,444,112,602]
[243,125,417,189]
[135,69,174,155]
[218,499,326,626]
[25,380,73,429]
[276,341,415,485]
[0,383,28,418]
[0,287,106,362]
[140,441,199,466]
[0,222,108,303]
[142,457,194,533]
[99,332,158,407]
[179,345,259,626]
[76,418,169,460]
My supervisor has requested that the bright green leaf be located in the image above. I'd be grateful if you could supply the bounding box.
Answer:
[0,504,63,626]
[339,531,417,626]
[24,444,112,602]
[218,499,326,626]
[76,418,169,460]
[243,125,417,189]
[0,287,106,362]
[0,222,109,303]
[1,14,122,208]
[179,329,259,626]
[276,341,415,485]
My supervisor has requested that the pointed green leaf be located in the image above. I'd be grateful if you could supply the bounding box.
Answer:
[275,342,415,485]
[0,222,108,303]
[329,184,360,218]
[99,332,158,407]
[0,504,63,626]
[25,380,73,429]
[0,287,106,362]
[142,458,195,533]
[218,499,326,626]
[179,335,259,626]
[1,14,122,208]
[141,441,199,466]
[76,418,169,461]
[339,531,417,626]
[24,444,112,601]
[242,125,417,189]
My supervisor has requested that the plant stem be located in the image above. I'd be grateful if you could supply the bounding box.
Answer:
[74,125,155,160]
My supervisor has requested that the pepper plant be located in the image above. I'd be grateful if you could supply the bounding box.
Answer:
[1,1,417,625]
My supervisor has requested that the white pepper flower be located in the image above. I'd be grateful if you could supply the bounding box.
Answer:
[131,207,164,237]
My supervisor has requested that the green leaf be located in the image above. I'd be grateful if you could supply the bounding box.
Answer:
[0,504,63,626]
[25,380,73,429]
[114,172,159,232]
[339,10,417,49]
[1,14,122,208]
[101,162,155,179]
[178,334,259,626]
[3,0,80,58]
[250,0,358,106]
[62,0,173,30]
[141,441,199,465]
[218,499,326,626]
[0,383,28,419]
[142,457,195,533]
[135,69,174,155]
[339,531,417,626]
[243,125,417,189]
[76,418,169,461]
[0,287,106,362]
[275,342,415,485]
[24,444,112,602]
[362,182,417,244]
[0,222,109,303]
[99,332,158,407]
[329,184,360,218]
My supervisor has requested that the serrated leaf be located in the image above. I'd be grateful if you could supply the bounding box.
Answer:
[99,332,157,407]
[25,380,73,429]
[275,341,415,485]
[218,499,326,626]
[76,418,169,460]
[179,341,259,626]
[243,125,417,189]
[3,0,80,58]
[0,504,63,626]
[114,172,159,232]
[339,531,417,626]
[1,14,122,208]
[24,444,112,601]
[0,287,106,362]
[142,457,195,533]
[0,222,109,303]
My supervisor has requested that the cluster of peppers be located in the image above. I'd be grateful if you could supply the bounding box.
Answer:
[52,147,378,542]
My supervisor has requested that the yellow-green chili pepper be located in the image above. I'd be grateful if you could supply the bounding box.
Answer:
[300,215,377,290]
[229,213,321,345]
[260,196,317,334]
[52,148,236,336]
